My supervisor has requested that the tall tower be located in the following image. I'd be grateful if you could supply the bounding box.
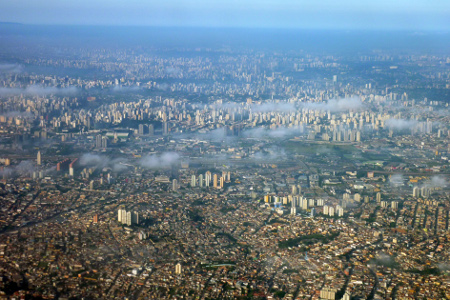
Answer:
[290,195,297,215]
[37,151,42,165]
[213,174,218,189]
[198,174,204,188]
[175,263,182,275]
[172,179,178,191]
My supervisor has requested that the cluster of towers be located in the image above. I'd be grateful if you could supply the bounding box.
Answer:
[118,208,140,226]
[173,171,231,191]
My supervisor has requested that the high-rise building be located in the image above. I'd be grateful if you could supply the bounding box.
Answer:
[413,186,420,197]
[163,122,169,135]
[172,179,178,191]
[93,214,98,223]
[126,211,132,226]
[198,174,204,187]
[205,171,211,187]
[376,192,381,202]
[95,134,102,148]
[421,187,430,198]
[302,198,308,210]
[391,201,399,210]
[328,207,335,217]
[291,196,297,215]
[219,177,224,189]
[37,151,42,165]
[191,175,196,187]
[291,185,298,195]
[138,124,145,135]
[175,263,182,275]
[101,136,108,149]
[213,174,218,189]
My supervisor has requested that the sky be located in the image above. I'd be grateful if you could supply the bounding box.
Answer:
[1,0,449,30]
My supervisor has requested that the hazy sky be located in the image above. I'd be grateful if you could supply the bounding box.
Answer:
[1,0,449,30]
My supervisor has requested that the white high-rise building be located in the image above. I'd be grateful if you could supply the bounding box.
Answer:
[172,179,178,191]
[302,198,308,210]
[175,263,182,275]
[328,207,335,217]
[291,196,297,215]
[198,174,204,187]
[421,187,430,198]
[391,201,399,210]
[191,175,196,187]
[413,186,420,197]
[126,211,132,226]
[291,185,298,195]
[376,192,381,202]
[37,151,42,165]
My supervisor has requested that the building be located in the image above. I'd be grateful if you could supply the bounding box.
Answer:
[198,174,204,187]
[37,151,41,165]
[213,174,218,189]
[191,175,196,187]
[101,136,108,148]
[413,186,420,197]
[172,179,178,191]
[95,134,102,148]
[175,263,182,275]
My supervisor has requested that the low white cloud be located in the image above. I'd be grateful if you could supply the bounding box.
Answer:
[139,152,180,169]
[0,85,78,97]
[303,97,363,112]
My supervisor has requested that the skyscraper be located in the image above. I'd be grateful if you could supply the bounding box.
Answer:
[172,179,178,191]
[213,174,218,188]
[95,134,102,148]
[198,174,204,188]
[37,151,41,165]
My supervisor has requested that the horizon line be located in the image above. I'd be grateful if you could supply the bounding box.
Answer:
[0,22,449,32]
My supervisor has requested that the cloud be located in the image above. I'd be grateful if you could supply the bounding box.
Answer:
[80,153,105,167]
[373,253,398,268]
[165,67,182,76]
[243,126,305,139]
[302,97,363,112]
[79,153,131,173]
[156,83,170,91]
[384,118,418,130]
[251,102,296,112]
[3,111,34,119]
[139,152,180,169]
[111,85,141,93]
[0,63,23,74]
[0,85,78,97]
[0,160,35,178]
[423,175,448,188]
[251,147,287,161]
[389,174,404,187]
